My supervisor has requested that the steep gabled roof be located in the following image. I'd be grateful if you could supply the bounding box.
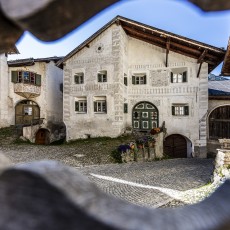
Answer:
[221,37,230,76]
[57,16,226,73]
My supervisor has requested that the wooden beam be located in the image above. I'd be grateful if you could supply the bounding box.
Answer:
[166,38,170,67]
[197,49,207,63]
[197,62,203,78]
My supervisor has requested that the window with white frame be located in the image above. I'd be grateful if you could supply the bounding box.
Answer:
[170,71,187,83]
[75,97,87,113]
[74,73,84,84]
[132,74,146,85]
[94,96,107,113]
[98,71,107,82]
[172,104,189,116]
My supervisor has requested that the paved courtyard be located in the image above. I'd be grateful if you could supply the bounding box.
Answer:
[78,158,214,208]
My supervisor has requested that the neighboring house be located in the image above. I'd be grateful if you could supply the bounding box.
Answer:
[207,37,230,155]
[0,56,65,144]
[57,16,225,158]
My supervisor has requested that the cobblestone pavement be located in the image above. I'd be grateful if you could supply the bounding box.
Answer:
[78,158,214,208]
[0,143,214,208]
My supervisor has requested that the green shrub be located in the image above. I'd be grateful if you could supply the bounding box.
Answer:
[111,149,122,163]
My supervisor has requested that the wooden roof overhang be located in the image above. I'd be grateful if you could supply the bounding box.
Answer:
[57,16,226,73]
[118,17,226,73]
[221,38,230,76]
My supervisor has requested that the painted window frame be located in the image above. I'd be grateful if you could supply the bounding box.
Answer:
[172,104,189,116]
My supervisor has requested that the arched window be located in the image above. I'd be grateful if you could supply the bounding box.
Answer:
[209,106,230,139]
[132,102,158,131]
[15,100,40,125]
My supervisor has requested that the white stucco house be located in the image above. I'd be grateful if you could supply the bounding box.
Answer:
[0,54,65,144]
[57,16,225,158]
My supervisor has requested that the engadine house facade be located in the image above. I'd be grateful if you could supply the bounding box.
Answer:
[57,16,225,158]
[0,53,65,144]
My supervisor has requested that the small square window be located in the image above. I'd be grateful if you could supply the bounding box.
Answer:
[172,105,189,116]
[98,71,107,82]
[74,73,84,84]
[171,71,187,83]
[132,74,146,85]
[94,100,107,113]
[75,100,87,113]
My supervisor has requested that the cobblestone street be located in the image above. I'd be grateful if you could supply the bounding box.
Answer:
[0,141,214,208]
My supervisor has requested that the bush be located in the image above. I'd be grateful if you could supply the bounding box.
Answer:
[111,149,122,163]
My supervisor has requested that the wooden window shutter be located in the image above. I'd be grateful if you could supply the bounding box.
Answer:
[75,102,79,111]
[170,72,173,83]
[183,71,187,82]
[184,106,189,115]
[104,101,107,113]
[172,106,175,115]
[94,102,97,112]
[124,77,127,86]
[11,71,18,83]
[124,103,128,113]
[132,76,135,85]
[35,74,41,86]
[144,75,147,84]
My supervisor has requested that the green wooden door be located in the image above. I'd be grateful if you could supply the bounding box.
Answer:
[132,102,158,131]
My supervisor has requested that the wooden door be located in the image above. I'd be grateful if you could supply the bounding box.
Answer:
[132,102,158,131]
[164,134,187,158]
[35,129,50,145]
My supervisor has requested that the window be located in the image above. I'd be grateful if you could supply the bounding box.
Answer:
[75,100,87,113]
[171,71,187,83]
[132,74,146,85]
[11,71,41,86]
[94,101,107,113]
[124,103,128,113]
[74,73,84,84]
[172,105,189,116]
[98,71,107,82]
[124,77,127,86]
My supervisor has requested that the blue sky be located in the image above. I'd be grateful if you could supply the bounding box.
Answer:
[9,0,230,75]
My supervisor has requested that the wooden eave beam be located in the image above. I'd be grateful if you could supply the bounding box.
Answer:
[166,37,170,67]
[197,49,207,63]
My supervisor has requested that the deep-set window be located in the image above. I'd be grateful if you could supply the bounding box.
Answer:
[172,105,189,116]
[98,71,107,82]
[94,100,107,113]
[171,71,187,83]
[11,71,41,86]
[124,103,128,113]
[75,100,87,113]
[132,74,146,85]
[74,73,84,84]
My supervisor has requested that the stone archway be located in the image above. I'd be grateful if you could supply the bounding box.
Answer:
[15,100,40,125]
[132,101,158,132]
[164,134,188,158]
[35,129,50,145]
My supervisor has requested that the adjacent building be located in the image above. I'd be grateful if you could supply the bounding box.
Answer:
[57,16,226,158]
[0,55,65,144]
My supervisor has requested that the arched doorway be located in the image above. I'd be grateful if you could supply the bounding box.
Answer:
[209,105,230,139]
[35,129,50,145]
[15,100,40,125]
[164,134,187,158]
[132,102,158,131]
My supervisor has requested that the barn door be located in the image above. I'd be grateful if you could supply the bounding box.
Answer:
[35,129,50,145]
[164,134,187,158]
